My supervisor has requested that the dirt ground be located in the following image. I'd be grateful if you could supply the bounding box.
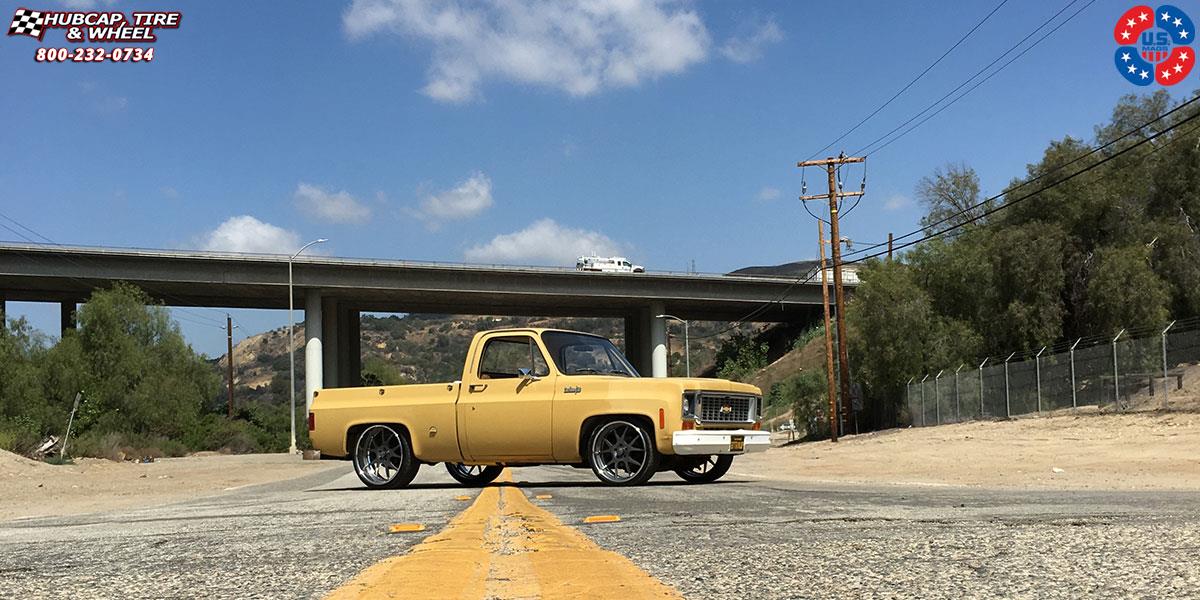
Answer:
[5,412,1198,522]
[0,451,343,521]
[738,411,1200,491]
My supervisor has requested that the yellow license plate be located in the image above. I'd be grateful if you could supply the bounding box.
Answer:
[730,436,744,452]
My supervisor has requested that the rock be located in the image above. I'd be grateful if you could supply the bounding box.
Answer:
[1052,467,1065,473]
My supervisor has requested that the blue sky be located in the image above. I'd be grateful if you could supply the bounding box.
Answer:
[1,0,1192,355]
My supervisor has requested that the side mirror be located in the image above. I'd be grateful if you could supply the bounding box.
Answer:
[518,368,541,382]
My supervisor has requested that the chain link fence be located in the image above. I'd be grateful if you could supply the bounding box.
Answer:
[905,319,1200,426]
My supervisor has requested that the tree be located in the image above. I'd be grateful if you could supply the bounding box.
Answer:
[983,222,1067,352]
[916,163,994,235]
[1086,245,1171,334]
[73,283,220,441]
[0,318,57,452]
[715,333,768,382]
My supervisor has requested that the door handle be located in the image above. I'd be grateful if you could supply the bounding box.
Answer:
[469,384,488,393]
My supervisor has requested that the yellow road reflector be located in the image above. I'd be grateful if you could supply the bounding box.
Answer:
[454,495,472,501]
[582,515,621,524]
[387,523,426,534]
[535,494,553,500]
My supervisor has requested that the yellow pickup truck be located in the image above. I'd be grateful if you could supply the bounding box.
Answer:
[308,328,769,488]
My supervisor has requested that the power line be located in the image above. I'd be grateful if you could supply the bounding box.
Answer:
[853,0,1093,157]
[0,210,228,328]
[804,0,1011,161]
[845,107,1200,265]
[710,97,1200,338]
[843,93,1200,259]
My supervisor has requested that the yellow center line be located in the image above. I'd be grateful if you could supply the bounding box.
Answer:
[325,471,682,600]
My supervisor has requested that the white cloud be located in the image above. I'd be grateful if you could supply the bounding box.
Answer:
[757,186,781,201]
[199,216,302,255]
[78,80,128,114]
[884,194,911,211]
[294,182,372,224]
[719,18,783,63]
[160,186,180,199]
[414,172,494,225]
[464,218,625,265]
[343,0,710,102]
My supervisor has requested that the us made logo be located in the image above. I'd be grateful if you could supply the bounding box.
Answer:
[1115,5,1194,85]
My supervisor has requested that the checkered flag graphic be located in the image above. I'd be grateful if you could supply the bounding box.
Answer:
[8,8,46,40]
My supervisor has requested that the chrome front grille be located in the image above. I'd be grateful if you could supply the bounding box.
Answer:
[697,393,753,423]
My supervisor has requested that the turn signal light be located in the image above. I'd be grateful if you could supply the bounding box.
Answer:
[682,419,695,430]
[752,421,761,431]
[658,408,665,430]
[307,412,315,432]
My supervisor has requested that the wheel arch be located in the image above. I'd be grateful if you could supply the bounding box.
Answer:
[577,413,656,466]
[346,421,413,457]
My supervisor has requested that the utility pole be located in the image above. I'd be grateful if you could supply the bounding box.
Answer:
[817,220,838,442]
[799,153,865,431]
[226,314,235,419]
[887,233,893,260]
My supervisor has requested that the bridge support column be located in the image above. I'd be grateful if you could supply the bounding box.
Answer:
[60,301,76,336]
[336,305,361,387]
[304,290,322,415]
[624,314,644,374]
[321,297,339,388]
[649,302,667,378]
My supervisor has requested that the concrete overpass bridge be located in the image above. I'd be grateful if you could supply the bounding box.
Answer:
[0,243,837,412]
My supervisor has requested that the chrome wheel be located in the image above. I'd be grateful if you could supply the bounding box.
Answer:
[353,424,417,489]
[445,462,504,486]
[589,420,658,485]
[675,454,732,484]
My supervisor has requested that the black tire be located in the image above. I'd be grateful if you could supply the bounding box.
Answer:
[674,454,733,484]
[587,419,660,486]
[445,463,504,486]
[352,424,420,489]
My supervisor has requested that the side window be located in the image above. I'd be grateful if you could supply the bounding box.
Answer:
[478,336,550,379]
[559,342,618,374]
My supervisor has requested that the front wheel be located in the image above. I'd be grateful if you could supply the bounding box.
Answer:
[588,419,659,486]
[445,463,504,486]
[674,455,733,484]
[352,424,420,489]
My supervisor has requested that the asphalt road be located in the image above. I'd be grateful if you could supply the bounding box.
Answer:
[2,461,1198,599]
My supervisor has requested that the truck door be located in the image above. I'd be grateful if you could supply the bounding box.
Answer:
[458,334,555,461]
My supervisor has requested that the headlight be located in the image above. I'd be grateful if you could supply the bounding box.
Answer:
[682,392,696,418]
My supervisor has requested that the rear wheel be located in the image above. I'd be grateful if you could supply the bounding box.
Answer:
[674,454,733,484]
[352,424,419,489]
[445,463,504,486]
[588,419,659,486]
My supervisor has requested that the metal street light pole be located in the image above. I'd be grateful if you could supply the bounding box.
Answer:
[656,314,689,377]
[289,238,327,454]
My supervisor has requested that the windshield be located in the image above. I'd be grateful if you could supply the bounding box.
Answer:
[540,331,640,377]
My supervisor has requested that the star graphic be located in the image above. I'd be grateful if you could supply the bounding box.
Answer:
[1182,29,1190,39]
[1122,30,1131,39]
[1128,18,1137,27]
[1175,63,1184,73]
[1129,64,1138,74]
[1176,17,1184,27]
[1163,11,1172,21]
[1141,69,1150,79]
[1163,68,1173,79]
[1122,52,1131,62]
[1140,12,1149,22]
[1183,51,1190,61]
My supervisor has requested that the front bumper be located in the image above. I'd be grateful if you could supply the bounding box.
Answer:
[672,429,771,455]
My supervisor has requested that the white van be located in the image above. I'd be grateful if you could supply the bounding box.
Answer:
[576,255,645,273]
